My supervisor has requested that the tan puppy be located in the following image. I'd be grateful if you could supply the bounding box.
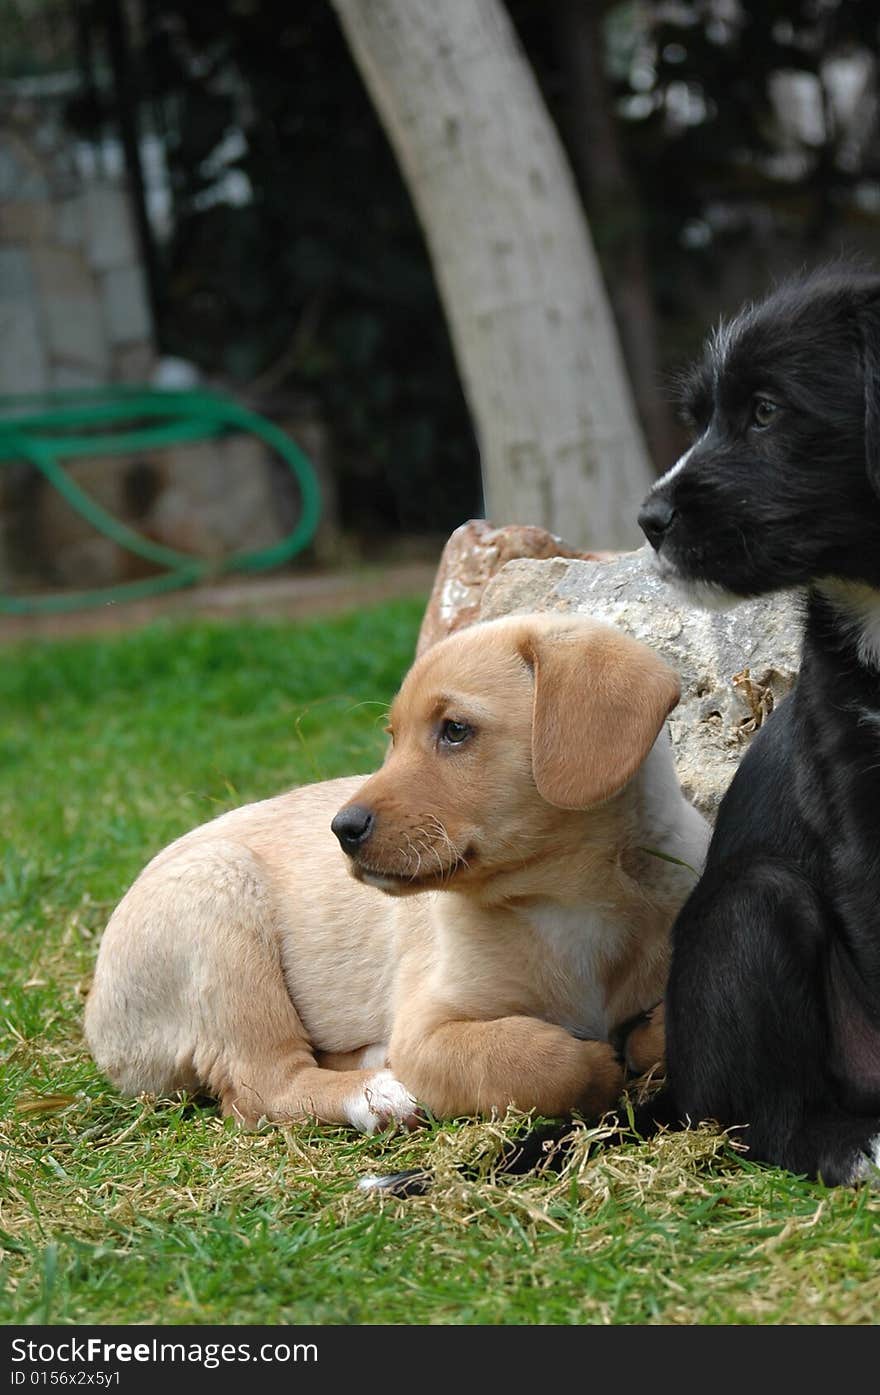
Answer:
[85,613,709,1132]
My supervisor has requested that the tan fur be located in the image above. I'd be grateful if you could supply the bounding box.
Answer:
[85,613,709,1131]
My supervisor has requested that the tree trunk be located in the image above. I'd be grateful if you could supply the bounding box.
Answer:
[330,0,652,550]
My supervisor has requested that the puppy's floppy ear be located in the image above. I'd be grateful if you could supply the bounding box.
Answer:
[858,299,880,499]
[523,621,680,809]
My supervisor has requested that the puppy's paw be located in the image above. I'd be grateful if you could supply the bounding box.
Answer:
[357,1169,432,1197]
[850,1134,880,1187]
[344,1068,422,1135]
[574,1040,626,1117]
[613,1001,666,1076]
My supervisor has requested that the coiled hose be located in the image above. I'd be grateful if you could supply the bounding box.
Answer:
[0,386,322,615]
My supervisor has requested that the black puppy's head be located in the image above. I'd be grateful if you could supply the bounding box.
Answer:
[638,265,880,603]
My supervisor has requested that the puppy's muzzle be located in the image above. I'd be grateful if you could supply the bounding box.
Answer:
[331,803,375,856]
[638,495,677,551]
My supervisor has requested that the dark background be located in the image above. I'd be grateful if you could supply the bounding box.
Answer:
[13,0,880,545]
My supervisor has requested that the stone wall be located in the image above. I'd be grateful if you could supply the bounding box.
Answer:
[0,119,154,392]
[0,113,333,592]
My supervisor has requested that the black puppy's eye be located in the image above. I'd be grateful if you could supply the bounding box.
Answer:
[440,719,472,747]
[752,396,778,429]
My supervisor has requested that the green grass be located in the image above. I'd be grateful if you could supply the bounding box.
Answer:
[1,596,878,1327]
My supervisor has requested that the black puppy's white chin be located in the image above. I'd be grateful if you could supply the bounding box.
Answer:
[648,548,742,612]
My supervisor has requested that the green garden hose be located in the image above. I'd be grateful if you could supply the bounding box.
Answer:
[0,386,322,615]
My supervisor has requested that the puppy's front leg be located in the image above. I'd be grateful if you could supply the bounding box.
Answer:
[389,1012,624,1121]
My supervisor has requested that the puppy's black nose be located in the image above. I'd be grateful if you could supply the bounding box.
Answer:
[638,495,676,551]
[331,804,374,853]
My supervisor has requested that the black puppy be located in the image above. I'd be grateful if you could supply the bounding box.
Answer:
[634,264,880,1186]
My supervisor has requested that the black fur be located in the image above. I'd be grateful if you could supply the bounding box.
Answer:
[632,264,880,1185]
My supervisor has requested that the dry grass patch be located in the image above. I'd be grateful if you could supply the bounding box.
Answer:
[2,605,879,1325]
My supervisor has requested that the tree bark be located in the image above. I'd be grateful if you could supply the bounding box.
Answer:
[330,0,652,550]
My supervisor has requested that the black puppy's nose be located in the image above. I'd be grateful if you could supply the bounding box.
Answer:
[331,804,374,854]
[638,495,676,551]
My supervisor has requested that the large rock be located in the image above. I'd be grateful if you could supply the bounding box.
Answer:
[479,546,802,820]
[416,518,611,655]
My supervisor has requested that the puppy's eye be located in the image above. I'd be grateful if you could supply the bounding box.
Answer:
[439,719,472,747]
[752,396,778,429]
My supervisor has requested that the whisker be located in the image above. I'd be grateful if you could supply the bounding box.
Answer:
[402,833,423,881]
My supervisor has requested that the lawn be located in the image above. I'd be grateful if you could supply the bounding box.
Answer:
[1,596,878,1327]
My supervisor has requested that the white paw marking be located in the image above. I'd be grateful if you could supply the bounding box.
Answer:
[851,1133,880,1187]
[358,1043,389,1069]
[357,1170,430,1196]
[343,1068,419,1135]
[358,1174,390,1191]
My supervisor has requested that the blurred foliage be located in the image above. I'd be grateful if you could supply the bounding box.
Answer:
[64,0,880,529]
[0,0,76,79]
[513,0,880,363]
[636,0,880,323]
[126,0,480,536]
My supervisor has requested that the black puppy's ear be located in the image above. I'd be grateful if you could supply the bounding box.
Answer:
[859,300,880,499]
